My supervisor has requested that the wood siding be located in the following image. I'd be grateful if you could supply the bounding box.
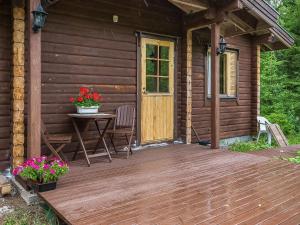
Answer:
[0,0,262,162]
[0,1,12,166]
[191,34,254,141]
[40,0,183,153]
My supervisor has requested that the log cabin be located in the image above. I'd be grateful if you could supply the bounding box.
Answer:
[0,0,294,169]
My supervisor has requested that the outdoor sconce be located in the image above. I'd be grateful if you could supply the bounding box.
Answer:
[216,36,227,55]
[113,15,119,23]
[32,4,48,32]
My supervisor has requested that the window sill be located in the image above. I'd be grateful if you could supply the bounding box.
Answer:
[207,95,237,100]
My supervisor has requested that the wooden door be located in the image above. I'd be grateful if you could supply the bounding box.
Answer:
[141,38,175,144]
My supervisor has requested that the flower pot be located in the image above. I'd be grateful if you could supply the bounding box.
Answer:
[15,176,57,192]
[30,181,57,192]
[76,105,99,114]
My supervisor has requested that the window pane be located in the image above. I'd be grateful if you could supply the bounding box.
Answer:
[146,44,158,58]
[159,46,169,59]
[226,51,238,96]
[159,77,169,93]
[220,54,227,94]
[146,59,157,75]
[207,51,211,97]
[159,61,169,77]
[146,77,158,93]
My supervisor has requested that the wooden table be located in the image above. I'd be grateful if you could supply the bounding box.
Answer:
[68,113,116,166]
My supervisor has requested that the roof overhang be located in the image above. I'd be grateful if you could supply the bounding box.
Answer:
[169,0,294,50]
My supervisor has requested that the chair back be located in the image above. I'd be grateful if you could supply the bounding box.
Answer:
[114,105,135,129]
[257,116,271,132]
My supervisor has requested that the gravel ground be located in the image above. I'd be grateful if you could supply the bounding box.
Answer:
[0,194,59,225]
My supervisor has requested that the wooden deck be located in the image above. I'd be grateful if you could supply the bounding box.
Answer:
[39,144,300,225]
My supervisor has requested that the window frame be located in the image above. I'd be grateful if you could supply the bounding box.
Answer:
[205,47,240,100]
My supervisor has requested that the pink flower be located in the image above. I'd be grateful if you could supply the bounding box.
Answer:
[43,164,50,170]
[30,163,40,170]
[13,167,21,176]
[36,157,43,163]
[50,169,56,175]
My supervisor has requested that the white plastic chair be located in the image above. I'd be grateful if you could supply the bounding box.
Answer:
[257,116,272,145]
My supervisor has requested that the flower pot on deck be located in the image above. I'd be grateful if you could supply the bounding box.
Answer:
[15,175,57,192]
[77,106,100,114]
[30,181,57,192]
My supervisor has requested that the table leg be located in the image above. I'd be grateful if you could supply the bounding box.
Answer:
[72,119,90,161]
[94,119,112,162]
[71,118,91,166]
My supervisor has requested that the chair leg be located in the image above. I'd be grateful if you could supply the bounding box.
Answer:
[267,132,272,145]
[125,133,133,158]
[56,144,68,162]
[47,143,63,161]
[256,131,261,143]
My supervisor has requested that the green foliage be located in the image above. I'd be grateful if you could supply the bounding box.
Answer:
[267,113,297,135]
[3,205,59,225]
[229,140,272,152]
[288,134,300,145]
[282,151,300,164]
[260,0,300,141]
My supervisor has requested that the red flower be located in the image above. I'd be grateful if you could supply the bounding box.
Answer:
[79,87,89,96]
[77,96,84,102]
[69,97,75,103]
[85,94,92,100]
[92,92,101,101]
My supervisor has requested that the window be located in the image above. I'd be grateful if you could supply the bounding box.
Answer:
[207,48,238,98]
[145,44,170,93]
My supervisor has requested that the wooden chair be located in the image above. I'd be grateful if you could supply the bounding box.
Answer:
[106,105,136,158]
[41,121,72,161]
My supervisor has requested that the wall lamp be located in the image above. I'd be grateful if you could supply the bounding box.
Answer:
[32,4,48,32]
[216,36,227,55]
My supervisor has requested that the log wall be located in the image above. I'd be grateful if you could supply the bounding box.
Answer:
[40,0,183,153]
[191,34,254,141]
[0,0,12,168]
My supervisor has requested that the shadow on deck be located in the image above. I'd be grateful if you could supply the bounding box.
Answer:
[39,144,300,225]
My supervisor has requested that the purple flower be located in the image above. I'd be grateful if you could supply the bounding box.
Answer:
[50,169,56,175]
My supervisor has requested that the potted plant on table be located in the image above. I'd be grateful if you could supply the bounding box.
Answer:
[13,156,69,192]
[70,87,102,114]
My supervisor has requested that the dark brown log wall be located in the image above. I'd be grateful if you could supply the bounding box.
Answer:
[191,34,253,142]
[0,0,12,166]
[41,0,183,153]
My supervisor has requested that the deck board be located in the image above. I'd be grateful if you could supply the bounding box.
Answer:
[39,144,300,225]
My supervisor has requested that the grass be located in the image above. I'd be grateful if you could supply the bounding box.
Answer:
[229,140,272,152]
[229,132,300,153]
[3,203,60,225]
[281,150,300,164]
[287,133,300,145]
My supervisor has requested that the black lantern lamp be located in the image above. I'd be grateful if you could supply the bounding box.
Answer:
[32,4,48,32]
[216,36,227,55]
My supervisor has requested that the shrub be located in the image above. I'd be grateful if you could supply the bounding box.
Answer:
[267,113,296,135]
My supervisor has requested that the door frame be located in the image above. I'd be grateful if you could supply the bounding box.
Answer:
[135,31,180,146]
